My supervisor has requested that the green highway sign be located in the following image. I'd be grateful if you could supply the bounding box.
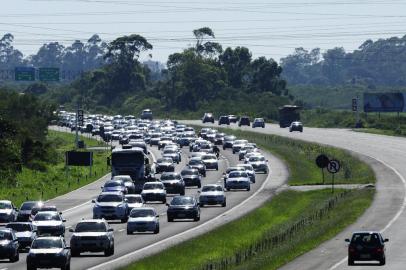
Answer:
[39,67,60,81]
[15,67,35,81]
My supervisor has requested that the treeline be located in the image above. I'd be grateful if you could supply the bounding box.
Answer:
[281,35,406,87]
[40,27,291,119]
[0,91,55,182]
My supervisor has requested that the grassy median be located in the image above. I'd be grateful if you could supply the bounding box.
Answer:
[123,128,375,270]
[1,130,110,207]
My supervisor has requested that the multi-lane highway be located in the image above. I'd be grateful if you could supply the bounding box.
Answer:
[185,120,406,270]
[1,125,288,270]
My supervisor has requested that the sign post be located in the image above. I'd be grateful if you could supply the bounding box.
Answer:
[327,159,341,193]
[315,154,330,184]
[76,106,83,149]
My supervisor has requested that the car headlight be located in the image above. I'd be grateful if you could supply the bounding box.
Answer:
[56,252,64,257]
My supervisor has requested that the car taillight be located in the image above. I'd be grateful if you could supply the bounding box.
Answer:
[376,248,383,253]
[349,247,356,253]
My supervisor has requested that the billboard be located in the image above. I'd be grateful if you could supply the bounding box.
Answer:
[363,93,406,112]
[65,151,93,166]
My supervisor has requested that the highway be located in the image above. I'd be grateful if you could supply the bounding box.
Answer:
[184,120,406,270]
[1,126,288,270]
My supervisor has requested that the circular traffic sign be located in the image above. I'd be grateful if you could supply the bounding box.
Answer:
[316,154,330,169]
[327,159,341,174]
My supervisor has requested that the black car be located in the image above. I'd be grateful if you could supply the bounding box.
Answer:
[5,222,37,250]
[155,157,175,174]
[252,118,265,128]
[0,229,19,262]
[238,116,250,127]
[27,237,71,270]
[222,135,236,150]
[17,201,43,222]
[166,196,200,222]
[218,116,230,125]
[202,113,215,123]
[160,172,185,195]
[180,168,202,188]
[214,133,225,145]
[346,231,388,265]
[289,121,303,132]
[188,158,207,177]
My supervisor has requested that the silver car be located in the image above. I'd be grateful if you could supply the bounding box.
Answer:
[141,182,167,203]
[232,140,249,154]
[69,219,114,256]
[5,222,37,249]
[32,211,66,236]
[112,175,136,194]
[225,171,251,191]
[199,184,226,207]
[236,164,256,183]
[246,155,269,174]
[0,200,18,223]
[92,192,129,223]
[125,194,144,211]
[201,154,219,170]
[127,207,159,234]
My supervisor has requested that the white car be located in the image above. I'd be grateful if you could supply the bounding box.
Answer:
[199,184,226,207]
[236,164,256,183]
[127,207,159,234]
[0,200,18,223]
[141,182,167,203]
[225,171,251,191]
[246,155,269,174]
[232,140,249,154]
[32,211,66,236]
[201,154,219,170]
[125,194,144,211]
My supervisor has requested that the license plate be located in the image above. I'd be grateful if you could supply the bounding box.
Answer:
[40,260,49,264]
[178,213,186,218]
[360,254,371,259]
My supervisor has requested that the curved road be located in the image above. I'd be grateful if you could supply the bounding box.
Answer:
[1,126,288,270]
[185,120,406,270]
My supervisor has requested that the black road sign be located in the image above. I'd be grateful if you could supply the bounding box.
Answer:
[66,151,93,166]
[352,98,357,112]
[77,110,84,126]
[327,159,341,174]
[316,154,330,168]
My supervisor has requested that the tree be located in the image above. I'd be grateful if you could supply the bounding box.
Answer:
[31,42,65,68]
[0,33,24,69]
[219,47,252,88]
[105,34,152,64]
[193,27,222,58]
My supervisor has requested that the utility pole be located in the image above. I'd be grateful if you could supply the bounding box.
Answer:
[75,103,79,149]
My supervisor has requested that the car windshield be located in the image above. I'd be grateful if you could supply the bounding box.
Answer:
[202,155,215,160]
[97,194,123,202]
[249,156,265,162]
[171,197,194,206]
[34,213,61,221]
[158,158,172,163]
[143,183,163,190]
[234,140,248,145]
[105,181,122,187]
[75,222,107,232]
[189,160,203,165]
[126,196,143,203]
[224,136,236,141]
[130,209,155,218]
[32,239,63,249]
[351,233,382,247]
[0,231,13,240]
[6,223,32,232]
[238,165,252,170]
[20,202,38,210]
[161,174,180,181]
[181,170,198,176]
[164,149,176,154]
[229,171,248,178]
[0,202,12,209]
[202,186,223,192]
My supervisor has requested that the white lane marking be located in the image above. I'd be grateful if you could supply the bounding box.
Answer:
[63,200,92,214]
[88,156,273,270]
[328,156,406,269]
[118,229,125,232]
[0,268,9,270]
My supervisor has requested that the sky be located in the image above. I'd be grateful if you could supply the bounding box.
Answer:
[1,0,406,64]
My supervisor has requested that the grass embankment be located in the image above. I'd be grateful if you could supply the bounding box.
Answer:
[1,130,110,207]
[124,128,375,270]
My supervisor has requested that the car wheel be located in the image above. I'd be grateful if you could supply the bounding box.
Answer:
[380,257,386,265]
[127,229,132,235]
[180,190,185,196]
[167,216,173,222]
[121,217,128,223]
[223,147,226,150]
[197,183,201,188]
[27,264,36,270]
[215,166,219,171]
[347,257,354,266]
[247,186,251,191]
[226,188,230,191]
[194,215,200,222]
[71,249,80,257]
[10,250,19,262]
[63,263,71,270]
[199,203,204,207]
[222,200,226,207]
[154,225,160,234]
[162,198,166,204]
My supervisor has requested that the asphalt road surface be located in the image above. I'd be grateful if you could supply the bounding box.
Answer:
[0,126,288,270]
[185,120,406,270]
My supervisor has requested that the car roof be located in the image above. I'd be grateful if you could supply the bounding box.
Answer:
[352,231,381,234]
[0,200,12,204]
[202,184,222,188]
[7,222,32,225]
[130,207,155,212]
[125,194,142,197]
[78,219,106,224]
[35,211,59,215]
[144,181,163,185]
[100,191,123,195]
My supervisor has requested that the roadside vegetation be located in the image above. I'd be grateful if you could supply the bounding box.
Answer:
[124,128,375,270]
[1,130,110,207]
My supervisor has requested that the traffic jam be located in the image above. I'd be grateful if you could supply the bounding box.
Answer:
[0,111,270,269]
